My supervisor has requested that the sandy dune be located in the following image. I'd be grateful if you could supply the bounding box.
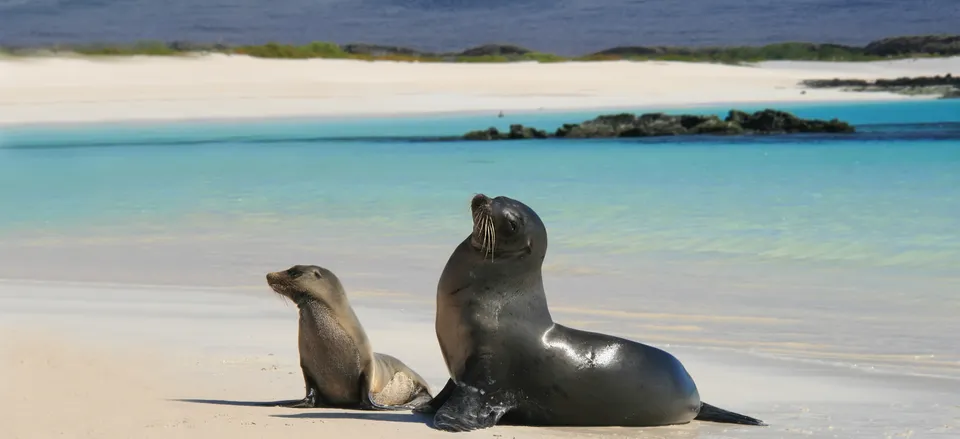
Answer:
[1,55,958,125]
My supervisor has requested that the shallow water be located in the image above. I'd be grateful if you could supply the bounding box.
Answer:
[1,100,959,385]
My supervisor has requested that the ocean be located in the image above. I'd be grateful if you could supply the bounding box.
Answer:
[0,0,958,55]
[1,99,959,383]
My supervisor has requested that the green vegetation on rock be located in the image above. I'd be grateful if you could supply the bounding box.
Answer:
[1,34,957,64]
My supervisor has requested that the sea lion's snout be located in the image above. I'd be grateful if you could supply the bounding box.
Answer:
[265,270,297,296]
[266,271,284,284]
[470,194,499,257]
[471,193,491,219]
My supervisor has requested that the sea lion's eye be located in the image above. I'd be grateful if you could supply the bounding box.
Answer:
[287,268,301,278]
[507,218,518,232]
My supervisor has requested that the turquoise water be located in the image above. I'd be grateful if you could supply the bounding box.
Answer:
[2,99,959,380]
[2,100,959,273]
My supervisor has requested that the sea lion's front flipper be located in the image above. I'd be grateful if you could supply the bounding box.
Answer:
[275,393,316,408]
[260,375,320,408]
[414,378,456,414]
[432,384,515,432]
[257,389,318,408]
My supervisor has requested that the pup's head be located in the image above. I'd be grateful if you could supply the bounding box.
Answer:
[265,264,344,306]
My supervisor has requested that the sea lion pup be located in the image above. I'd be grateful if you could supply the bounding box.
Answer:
[417,194,765,431]
[263,264,433,410]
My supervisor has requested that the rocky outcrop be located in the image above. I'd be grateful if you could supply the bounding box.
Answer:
[801,74,960,98]
[336,43,535,59]
[462,110,854,140]
[863,35,960,57]
[464,124,549,140]
[591,43,857,58]
[456,44,532,57]
[341,43,434,57]
[942,89,960,99]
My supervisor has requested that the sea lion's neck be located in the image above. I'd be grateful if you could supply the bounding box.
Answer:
[508,273,554,328]
[293,294,315,308]
[468,271,554,329]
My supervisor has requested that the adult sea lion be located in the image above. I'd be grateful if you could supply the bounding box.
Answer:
[417,194,765,431]
[263,264,433,410]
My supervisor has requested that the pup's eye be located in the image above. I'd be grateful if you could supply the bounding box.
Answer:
[287,268,301,279]
[508,219,518,232]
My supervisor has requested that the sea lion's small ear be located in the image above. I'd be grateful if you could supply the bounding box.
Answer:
[313,269,323,279]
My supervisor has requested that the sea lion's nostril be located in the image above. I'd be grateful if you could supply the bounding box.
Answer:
[471,193,490,212]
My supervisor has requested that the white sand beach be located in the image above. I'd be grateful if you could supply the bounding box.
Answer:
[3,279,958,439]
[0,54,958,125]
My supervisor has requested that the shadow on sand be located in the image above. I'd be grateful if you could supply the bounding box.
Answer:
[172,398,431,425]
[173,398,286,407]
[272,411,431,424]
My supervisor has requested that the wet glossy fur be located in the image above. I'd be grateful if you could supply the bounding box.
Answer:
[419,194,765,431]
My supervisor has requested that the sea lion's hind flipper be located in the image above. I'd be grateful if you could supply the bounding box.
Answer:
[406,389,434,411]
[414,378,456,414]
[359,372,419,411]
[432,384,515,432]
[695,402,767,426]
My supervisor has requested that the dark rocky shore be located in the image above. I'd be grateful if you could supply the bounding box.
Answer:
[462,109,855,140]
[1,34,957,62]
[801,74,960,99]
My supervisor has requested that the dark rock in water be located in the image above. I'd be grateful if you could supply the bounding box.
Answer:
[803,74,959,89]
[692,117,745,135]
[736,109,853,133]
[507,124,549,139]
[863,35,960,57]
[462,109,854,140]
[941,89,960,99]
[463,124,548,140]
[724,110,750,125]
[801,78,872,88]
[463,127,503,140]
[801,74,960,98]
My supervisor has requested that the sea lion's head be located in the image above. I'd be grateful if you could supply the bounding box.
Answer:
[266,264,345,307]
[469,193,547,263]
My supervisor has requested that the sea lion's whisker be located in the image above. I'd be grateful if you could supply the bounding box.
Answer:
[481,219,488,250]
[489,216,496,261]
[484,217,491,260]
[484,214,495,261]
[478,214,487,254]
[483,215,490,255]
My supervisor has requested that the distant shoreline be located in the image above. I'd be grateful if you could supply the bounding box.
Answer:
[1,34,958,64]
[2,54,957,127]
